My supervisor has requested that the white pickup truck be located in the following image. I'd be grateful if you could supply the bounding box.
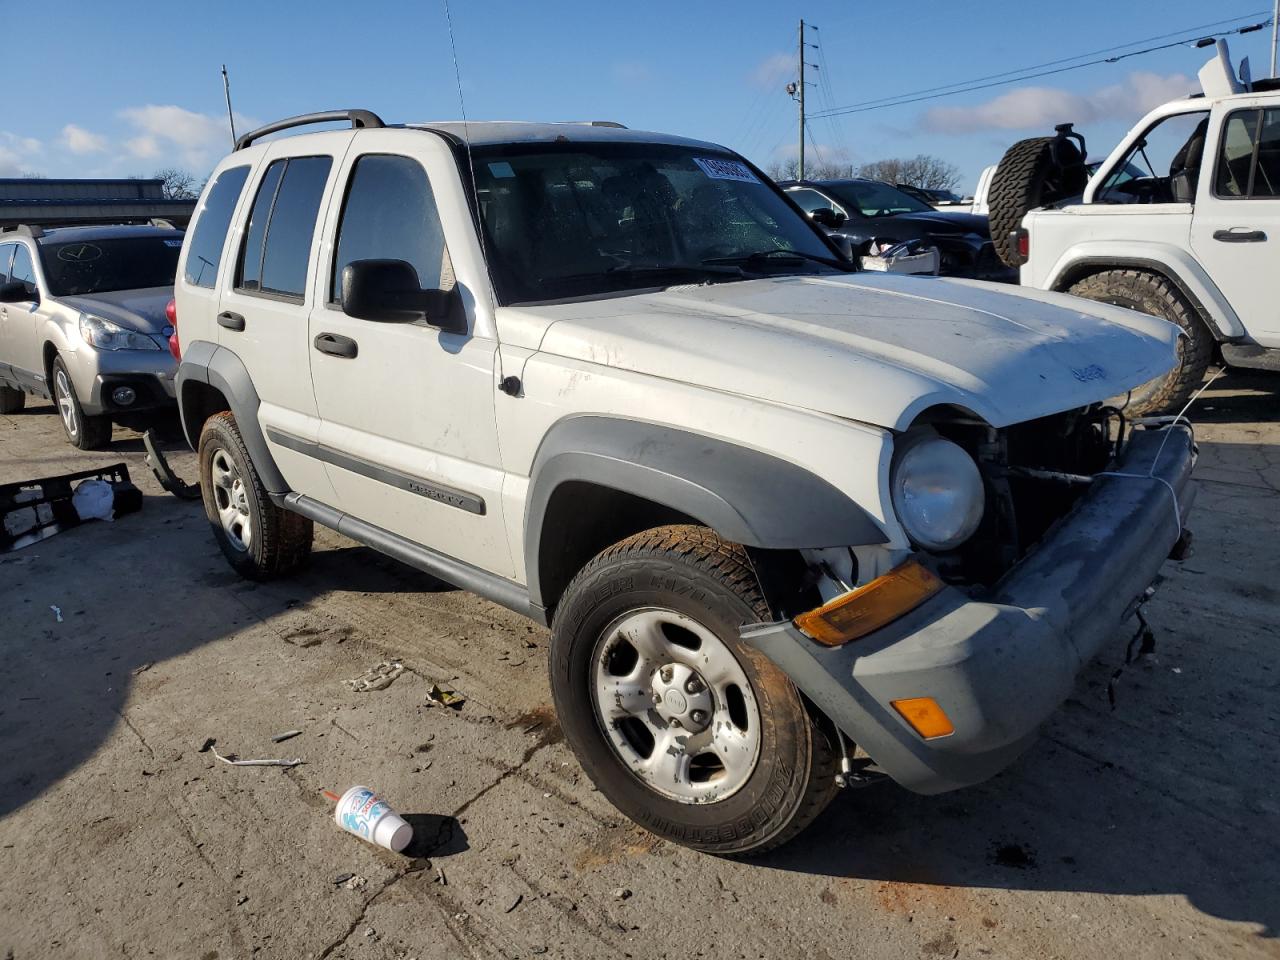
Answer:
[990,40,1280,413]
[169,110,1194,855]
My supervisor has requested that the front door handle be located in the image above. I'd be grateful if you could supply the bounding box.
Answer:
[1212,228,1268,243]
[313,332,358,359]
[217,310,246,331]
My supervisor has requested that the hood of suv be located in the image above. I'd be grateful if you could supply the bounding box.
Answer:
[57,287,173,336]
[511,273,1180,431]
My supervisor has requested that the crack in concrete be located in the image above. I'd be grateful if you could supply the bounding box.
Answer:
[113,709,156,759]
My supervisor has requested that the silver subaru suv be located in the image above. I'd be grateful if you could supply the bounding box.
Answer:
[0,224,181,448]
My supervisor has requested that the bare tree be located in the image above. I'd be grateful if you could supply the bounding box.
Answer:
[765,157,856,181]
[19,171,46,179]
[153,167,198,200]
[856,154,961,191]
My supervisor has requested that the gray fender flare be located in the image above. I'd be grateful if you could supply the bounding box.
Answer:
[523,415,887,608]
[176,340,288,494]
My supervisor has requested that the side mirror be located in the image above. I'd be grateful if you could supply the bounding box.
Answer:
[809,206,846,229]
[0,281,32,303]
[828,234,855,262]
[340,259,463,333]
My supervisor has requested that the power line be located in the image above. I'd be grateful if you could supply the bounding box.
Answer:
[810,14,1271,120]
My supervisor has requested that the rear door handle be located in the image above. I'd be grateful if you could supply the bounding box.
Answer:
[1212,228,1267,243]
[313,332,358,359]
[217,310,246,331]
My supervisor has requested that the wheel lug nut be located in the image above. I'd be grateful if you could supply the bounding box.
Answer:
[690,710,706,724]
[670,718,682,728]
[652,692,662,704]
[659,665,674,683]
[684,678,701,694]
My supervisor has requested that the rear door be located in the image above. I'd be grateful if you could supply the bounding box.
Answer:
[215,134,353,501]
[5,243,43,389]
[307,130,512,576]
[1189,101,1280,346]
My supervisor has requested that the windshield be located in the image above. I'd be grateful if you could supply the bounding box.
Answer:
[822,181,934,217]
[469,142,837,304]
[39,236,182,297]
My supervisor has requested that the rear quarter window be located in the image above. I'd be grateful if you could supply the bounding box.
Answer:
[184,165,250,288]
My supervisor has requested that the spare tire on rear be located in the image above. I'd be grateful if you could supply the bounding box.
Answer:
[988,135,1088,268]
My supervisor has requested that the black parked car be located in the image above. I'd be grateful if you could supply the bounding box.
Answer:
[778,178,1015,282]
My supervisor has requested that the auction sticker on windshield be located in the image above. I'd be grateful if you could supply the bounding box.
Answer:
[693,157,759,184]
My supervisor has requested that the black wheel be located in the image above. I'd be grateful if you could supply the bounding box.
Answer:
[51,356,111,449]
[1067,269,1214,415]
[198,411,313,580]
[988,135,1087,268]
[0,385,24,414]
[549,525,837,857]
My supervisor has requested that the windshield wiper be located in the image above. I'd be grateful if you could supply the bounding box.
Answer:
[702,248,850,271]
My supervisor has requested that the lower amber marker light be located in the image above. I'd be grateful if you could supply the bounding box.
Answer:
[793,560,943,647]
[891,697,955,740]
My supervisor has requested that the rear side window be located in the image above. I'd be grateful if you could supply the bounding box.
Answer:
[237,155,332,299]
[184,165,249,287]
[0,243,13,285]
[1215,108,1280,198]
[330,154,453,302]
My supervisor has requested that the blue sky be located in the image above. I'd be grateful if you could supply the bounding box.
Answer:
[3,0,1275,192]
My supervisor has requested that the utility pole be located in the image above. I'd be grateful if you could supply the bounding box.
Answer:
[1272,0,1279,78]
[798,19,806,181]
[222,65,238,147]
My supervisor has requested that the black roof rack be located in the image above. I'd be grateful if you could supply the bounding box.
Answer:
[0,224,43,238]
[234,110,385,151]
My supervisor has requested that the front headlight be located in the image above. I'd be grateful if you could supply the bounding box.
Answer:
[79,314,161,351]
[890,433,985,551]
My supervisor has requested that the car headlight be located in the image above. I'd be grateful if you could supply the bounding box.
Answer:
[79,314,161,351]
[890,433,985,551]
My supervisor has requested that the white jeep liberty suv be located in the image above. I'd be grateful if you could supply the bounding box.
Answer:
[173,110,1196,855]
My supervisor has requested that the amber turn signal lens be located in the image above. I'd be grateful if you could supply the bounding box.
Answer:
[891,697,955,740]
[793,560,943,647]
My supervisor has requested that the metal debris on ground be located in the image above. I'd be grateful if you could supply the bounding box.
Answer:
[271,729,302,743]
[143,428,203,501]
[346,661,404,692]
[210,745,303,768]
[427,683,465,709]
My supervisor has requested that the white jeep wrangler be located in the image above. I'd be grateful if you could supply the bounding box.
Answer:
[172,110,1194,855]
[990,41,1280,414]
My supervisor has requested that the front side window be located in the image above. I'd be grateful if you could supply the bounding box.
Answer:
[38,236,179,297]
[331,154,453,302]
[1096,110,1210,203]
[787,187,848,219]
[1215,108,1280,198]
[237,155,332,299]
[10,245,36,297]
[184,165,249,288]
[469,142,837,304]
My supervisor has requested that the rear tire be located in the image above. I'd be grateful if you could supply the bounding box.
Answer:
[51,356,111,450]
[0,385,24,414]
[988,136,1087,268]
[198,411,313,580]
[549,525,838,857]
[1067,269,1213,415]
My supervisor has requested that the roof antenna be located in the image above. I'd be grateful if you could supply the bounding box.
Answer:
[221,65,237,148]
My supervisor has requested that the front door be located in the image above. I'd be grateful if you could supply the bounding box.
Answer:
[1189,101,1280,346]
[307,130,512,577]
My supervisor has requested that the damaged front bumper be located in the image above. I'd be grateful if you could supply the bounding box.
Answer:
[742,425,1196,795]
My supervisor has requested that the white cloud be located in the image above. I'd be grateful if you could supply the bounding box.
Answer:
[118,104,252,170]
[922,72,1195,134]
[60,123,107,154]
[0,132,43,176]
[751,52,793,89]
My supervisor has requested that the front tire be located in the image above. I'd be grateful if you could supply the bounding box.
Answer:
[51,357,111,449]
[1067,269,1213,415]
[198,411,313,580]
[549,525,837,856]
